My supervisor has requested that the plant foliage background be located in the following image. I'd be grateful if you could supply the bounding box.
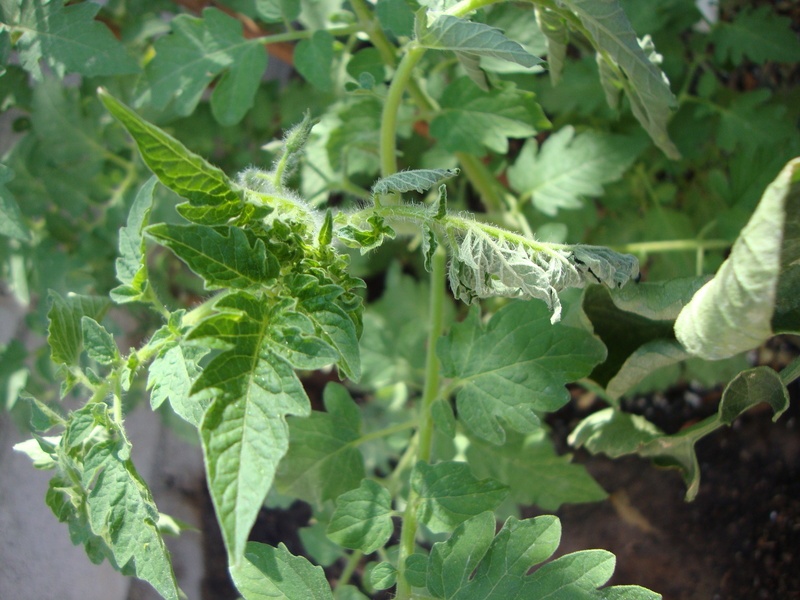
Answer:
[0,0,798,598]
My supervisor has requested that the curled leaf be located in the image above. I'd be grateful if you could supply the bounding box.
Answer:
[372,168,459,197]
[447,224,639,323]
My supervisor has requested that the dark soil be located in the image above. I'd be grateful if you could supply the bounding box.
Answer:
[199,348,800,600]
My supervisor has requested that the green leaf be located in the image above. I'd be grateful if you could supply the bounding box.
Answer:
[4,0,139,80]
[557,0,679,159]
[47,292,110,367]
[369,562,398,590]
[411,461,508,534]
[430,78,550,155]
[295,30,335,92]
[466,429,607,511]
[137,8,267,121]
[716,90,790,152]
[148,342,210,427]
[508,127,643,216]
[419,14,543,69]
[337,215,396,254]
[146,224,280,290]
[82,429,180,599]
[276,383,365,508]
[710,6,800,65]
[437,301,605,445]
[80,317,118,366]
[377,0,415,38]
[326,479,394,553]
[189,291,327,559]
[288,274,363,381]
[211,41,269,126]
[675,157,800,360]
[372,168,459,197]
[570,366,789,502]
[111,177,157,304]
[0,164,31,241]
[98,89,244,212]
[416,511,652,599]
[230,542,334,600]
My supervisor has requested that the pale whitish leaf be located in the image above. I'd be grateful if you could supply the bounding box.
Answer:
[111,177,157,303]
[429,78,550,155]
[558,0,679,159]
[13,435,60,470]
[326,479,394,553]
[411,461,508,533]
[372,168,459,197]
[710,6,800,66]
[99,90,243,213]
[0,164,30,241]
[276,383,365,508]
[535,7,568,85]
[137,7,267,120]
[231,542,334,600]
[295,30,335,91]
[437,301,605,444]
[447,223,638,323]
[466,429,607,510]
[148,343,210,427]
[507,126,643,216]
[189,292,321,560]
[146,224,280,290]
[47,292,110,367]
[419,14,543,69]
[80,317,117,366]
[675,157,800,359]
[4,0,139,80]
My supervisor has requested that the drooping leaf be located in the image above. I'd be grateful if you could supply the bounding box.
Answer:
[3,0,139,80]
[230,542,334,600]
[190,291,338,559]
[466,429,607,511]
[326,479,394,553]
[0,164,31,241]
[411,461,508,533]
[430,78,550,155]
[437,301,605,445]
[710,6,800,66]
[82,432,180,599]
[447,224,638,323]
[146,224,280,290]
[98,89,243,214]
[675,157,800,360]
[570,366,789,501]
[111,177,157,303]
[136,7,267,121]
[372,168,459,197]
[47,292,110,368]
[295,30,335,92]
[276,383,365,507]
[507,126,644,216]
[557,0,679,159]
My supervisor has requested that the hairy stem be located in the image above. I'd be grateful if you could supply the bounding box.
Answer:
[395,248,447,599]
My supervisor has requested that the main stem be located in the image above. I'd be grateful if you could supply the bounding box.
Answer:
[395,248,447,600]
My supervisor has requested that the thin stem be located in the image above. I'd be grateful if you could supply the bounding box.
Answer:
[349,0,397,67]
[455,152,506,213]
[395,248,447,600]
[380,44,426,180]
[354,419,418,447]
[254,24,360,46]
[612,239,730,254]
[337,550,363,588]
